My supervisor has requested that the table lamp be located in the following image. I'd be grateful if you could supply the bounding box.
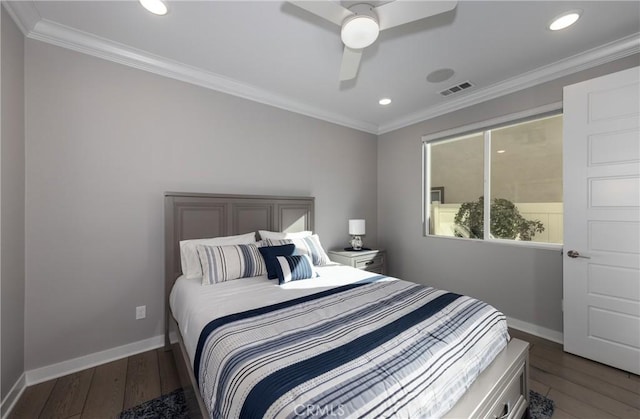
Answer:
[348,219,366,251]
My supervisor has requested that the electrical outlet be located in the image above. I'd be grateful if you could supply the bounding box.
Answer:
[136,305,146,320]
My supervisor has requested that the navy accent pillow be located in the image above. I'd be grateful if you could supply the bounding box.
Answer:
[258,244,297,279]
[275,255,318,285]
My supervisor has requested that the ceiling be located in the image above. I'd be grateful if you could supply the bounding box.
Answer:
[5,1,640,134]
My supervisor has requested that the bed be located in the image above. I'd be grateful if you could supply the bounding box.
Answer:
[164,192,529,418]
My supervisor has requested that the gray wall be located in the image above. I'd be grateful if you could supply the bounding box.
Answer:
[378,54,639,334]
[24,40,378,370]
[1,6,26,399]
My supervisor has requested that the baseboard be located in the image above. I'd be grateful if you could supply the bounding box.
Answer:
[1,372,26,419]
[507,316,564,344]
[26,334,165,386]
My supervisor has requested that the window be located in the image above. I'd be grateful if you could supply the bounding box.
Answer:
[423,112,563,246]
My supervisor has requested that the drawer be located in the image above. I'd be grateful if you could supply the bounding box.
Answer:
[354,254,385,270]
[365,264,385,274]
[485,365,527,419]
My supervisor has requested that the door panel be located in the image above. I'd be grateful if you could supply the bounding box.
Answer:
[589,221,640,253]
[588,82,639,121]
[589,128,640,165]
[590,177,640,207]
[563,66,640,374]
[588,264,640,301]
[589,307,640,348]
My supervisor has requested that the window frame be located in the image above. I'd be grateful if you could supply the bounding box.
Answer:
[421,102,564,250]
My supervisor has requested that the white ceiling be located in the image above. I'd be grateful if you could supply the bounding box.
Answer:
[5,1,640,134]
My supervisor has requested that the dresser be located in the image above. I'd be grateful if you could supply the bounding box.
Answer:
[328,249,387,275]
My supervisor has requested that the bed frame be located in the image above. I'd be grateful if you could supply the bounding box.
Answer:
[164,192,529,418]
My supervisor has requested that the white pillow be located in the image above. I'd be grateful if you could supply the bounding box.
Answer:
[262,234,331,266]
[258,230,313,240]
[180,232,256,279]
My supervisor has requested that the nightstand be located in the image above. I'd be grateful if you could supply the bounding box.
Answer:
[328,249,387,275]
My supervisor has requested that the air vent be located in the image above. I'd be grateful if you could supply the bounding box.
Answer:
[440,81,474,97]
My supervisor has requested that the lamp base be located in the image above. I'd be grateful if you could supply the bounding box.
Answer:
[343,247,372,252]
[349,235,363,251]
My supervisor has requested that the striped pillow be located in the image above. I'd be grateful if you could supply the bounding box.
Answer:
[263,234,330,266]
[196,243,266,285]
[275,255,318,285]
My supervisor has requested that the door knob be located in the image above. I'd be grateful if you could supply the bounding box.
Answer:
[567,250,590,259]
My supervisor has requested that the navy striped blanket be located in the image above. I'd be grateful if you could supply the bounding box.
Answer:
[193,279,508,418]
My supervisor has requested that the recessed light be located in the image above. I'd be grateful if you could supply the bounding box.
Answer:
[379,98,391,105]
[139,0,168,15]
[549,10,581,31]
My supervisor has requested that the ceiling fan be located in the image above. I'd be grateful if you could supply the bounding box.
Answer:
[289,1,458,81]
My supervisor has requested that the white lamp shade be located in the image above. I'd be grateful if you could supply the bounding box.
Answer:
[349,219,366,235]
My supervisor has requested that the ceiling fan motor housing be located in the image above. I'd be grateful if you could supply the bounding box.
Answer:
[341,3,380,49]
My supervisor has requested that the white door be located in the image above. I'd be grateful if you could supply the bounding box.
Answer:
[563,66,640,374]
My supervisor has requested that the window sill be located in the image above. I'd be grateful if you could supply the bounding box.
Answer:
[424,233,563,252]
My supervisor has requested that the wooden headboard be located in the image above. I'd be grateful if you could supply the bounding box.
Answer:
[164,192,315,344]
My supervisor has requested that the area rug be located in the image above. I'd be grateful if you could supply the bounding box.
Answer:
[530,390,555,419]
[119,389,188,419]
[119,388,555,418]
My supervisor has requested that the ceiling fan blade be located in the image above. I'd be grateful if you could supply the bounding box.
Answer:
[375,0,458,31]
[339,47,363,81]
[288,1,353,26]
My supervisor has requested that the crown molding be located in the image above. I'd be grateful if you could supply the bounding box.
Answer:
[5,1,639,136]
[378,33,640,134]
[14,11,379,134]
[2,0,40,35]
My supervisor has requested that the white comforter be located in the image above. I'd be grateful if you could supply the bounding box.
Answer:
[170,265,509,418]
[170,264,388,363]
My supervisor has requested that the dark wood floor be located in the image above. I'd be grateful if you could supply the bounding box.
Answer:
[9,329,640,418]
[509,329,640,419]
[8,348,180,419]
